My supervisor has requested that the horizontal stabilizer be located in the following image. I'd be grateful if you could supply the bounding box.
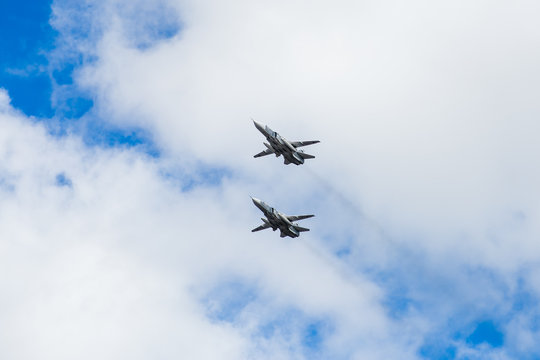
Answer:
[254,149,274,158]
[291,140,320,147]
[287,214,315,222]
[295,226,310,232]
[300,153,315,159]
[252,223,271,232]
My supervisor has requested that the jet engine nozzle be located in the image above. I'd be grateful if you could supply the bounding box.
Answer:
[288,226,300,237]
[292,152,305,164]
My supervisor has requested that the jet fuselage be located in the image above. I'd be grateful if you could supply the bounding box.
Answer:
[253,121,311,165]
[251,197,302,238]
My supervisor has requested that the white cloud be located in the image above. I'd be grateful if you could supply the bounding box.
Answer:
[0,90,413,358]
[4,0,540,358]
[73,0,540,259]
[0,101,252,359]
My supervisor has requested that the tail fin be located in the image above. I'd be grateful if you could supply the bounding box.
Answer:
[300,153,315,159]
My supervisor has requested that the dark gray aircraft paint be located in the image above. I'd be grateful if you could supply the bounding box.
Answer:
[252,120,319,165]
[251,197,314,238]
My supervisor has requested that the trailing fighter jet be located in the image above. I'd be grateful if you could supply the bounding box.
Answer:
[251,197,314,238]
[252,120,319,165]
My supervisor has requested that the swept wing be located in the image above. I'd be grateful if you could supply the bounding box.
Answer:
[291,140,320,147]
[254,149,274,158]
[287,214,315,222]
[252,223,271,232]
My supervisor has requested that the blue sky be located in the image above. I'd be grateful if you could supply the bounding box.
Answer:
[0,0,161,154]
[0,0,55,117]
[2,0,540,359]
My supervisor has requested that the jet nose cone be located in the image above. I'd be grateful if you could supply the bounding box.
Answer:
[252,119,265,133]
[251,196,261,204]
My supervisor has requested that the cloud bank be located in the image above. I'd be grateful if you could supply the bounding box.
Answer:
[2,0,540,358]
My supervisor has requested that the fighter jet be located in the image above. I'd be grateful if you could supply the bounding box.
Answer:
[251,197,314,238]
[252,120,319,165]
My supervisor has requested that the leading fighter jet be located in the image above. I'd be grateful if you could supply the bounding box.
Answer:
[253,120,319,165]
[251,197,314,238]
